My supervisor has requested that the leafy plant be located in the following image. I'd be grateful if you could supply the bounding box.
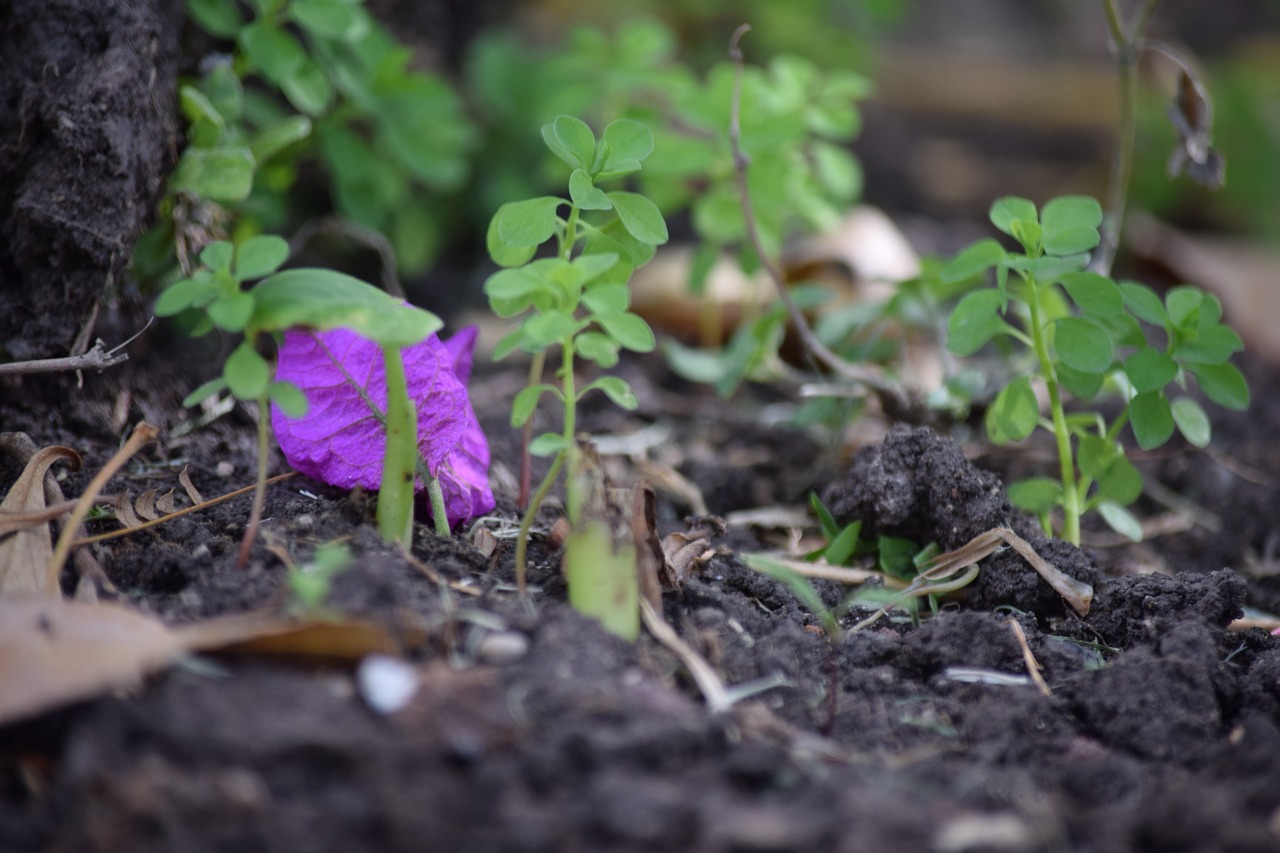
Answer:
[138,0,474,281]
[155,236,452,552]
[942,195,1250,545]
[482,114,668,631]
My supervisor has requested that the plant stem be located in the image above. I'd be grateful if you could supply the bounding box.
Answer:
[1026,277,1082,545]
[377,345,417,549]
[236,394,272,568]
[426,475,450,537]
[1094,0,1165,276]
[513,336,579,596]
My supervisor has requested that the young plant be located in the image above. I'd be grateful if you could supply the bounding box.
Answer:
[483,115,668,624]
[943,195,1250,545]
[155,236,461,555]
[287,541,352,615]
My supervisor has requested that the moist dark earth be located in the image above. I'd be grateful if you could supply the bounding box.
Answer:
[4,3,1280,852]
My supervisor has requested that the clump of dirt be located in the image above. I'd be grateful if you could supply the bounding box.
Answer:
[0,0,183,359]
[822,424,1099,618]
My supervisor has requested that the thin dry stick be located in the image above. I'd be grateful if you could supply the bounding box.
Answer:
[1007,618,1052,697]
[640,598,733,713]
[47,423,159,590]
[72,472,298,546]
[0,339,128,377]
[726,25,912,418]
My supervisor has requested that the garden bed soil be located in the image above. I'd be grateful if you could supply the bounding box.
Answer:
[1,340,1279,853]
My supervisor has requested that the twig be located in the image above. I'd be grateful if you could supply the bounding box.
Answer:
[726,25,914,418]
[0,339,128,377]
[1007,618,1052,697]
[47,423,158,591]
[1093,0,1165,276]
[640,598,732,713]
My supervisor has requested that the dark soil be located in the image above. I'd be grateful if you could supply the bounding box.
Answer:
[1,341,1279,852]
[0,0,182,359]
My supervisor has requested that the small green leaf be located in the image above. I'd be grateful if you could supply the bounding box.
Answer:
[224,342,270,400]
[496,197,562,248]
[155,275,219,316]
[607,192,669,245]
[529,433,570,457]
[1188,362,1250,411]
[601,118,654,169]
[583,284,630,316]
[1078,434,1121,481]
[491,329,524,361]
[511,384,559,427]
[207,290,254,331]
[1060,271,1123,319]
[819,521,861,566]
[691,188,745,244]
[1119,281,1167,327]
[484,267,547,304]
[941,239,1006,284]
[169,147,255,202]
[542,115,596,170]
[1129,391,1175,450]
[1007,478,1063,514]
[1057,363,1105,400]
[1054,318,1113,373]
[1174,324,1244,365]
[179,86,226,135]
[200,242,234,272]
[987,377,1039,443]
[186,0,244,37]
[290,0,368,41]
[1123,347,1178,393]
[250,115,312,163]
[486,213,536,268]
[1098,456,1143,507]
[595,312,655,352]
[878,536,921,581]
[1005,254,1089,282]
[250,269,441,347]
[235,235,289,279]
[182,376,229,407]
[810,493,840,541]
[523,310,581,349]
[1171,397,1211,448]
[575,331,619,368]
[989,197,1037,237]
[574,252,620,285]
[282,57,333,116]
[1165,286,1204,329]
[1097,501,1143,542]
[268,380,308,418]
[1040,196,1102,255]
[580,376,638,410]
[947,290,1009,356]
[568,169,612,210]
[239,21,306,85]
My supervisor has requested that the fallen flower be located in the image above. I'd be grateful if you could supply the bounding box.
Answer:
[272,325,495,527]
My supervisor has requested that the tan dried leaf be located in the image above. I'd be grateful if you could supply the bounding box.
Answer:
[178,466,204,506]
[154,489,180,515]
[0,446,81,596]
[135,488,162,521]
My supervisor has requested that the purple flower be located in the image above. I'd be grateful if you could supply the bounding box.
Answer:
[271,325,495,527]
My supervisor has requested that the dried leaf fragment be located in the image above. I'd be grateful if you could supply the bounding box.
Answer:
[0,446,81,596]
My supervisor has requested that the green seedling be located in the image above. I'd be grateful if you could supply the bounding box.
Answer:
[942,195,1249,545]
[483,115,668,633]
[156,235,444,555]
[287,541,352,615]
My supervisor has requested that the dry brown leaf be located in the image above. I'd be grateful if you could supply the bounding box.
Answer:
[0,446,81,596]
[135,488,161,521]
[178,466,204,505]
[0,596,187,724]
[0,595,408,726]
[111,491,146,529]
[154,489,180,515]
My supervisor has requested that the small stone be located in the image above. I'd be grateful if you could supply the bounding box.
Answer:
[475,631,529,665]
[356,654,419,714]
[215,461,235,478]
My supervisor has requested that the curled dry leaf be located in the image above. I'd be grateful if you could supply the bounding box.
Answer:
[179,466,205,505]
[0,445,81,596]
[660,515,729,589]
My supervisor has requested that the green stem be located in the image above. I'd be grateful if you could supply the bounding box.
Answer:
[377,345,417,549]
[513,335,579,597]
[426,476,450,538]
[235,389,272,569]
[1074,410,1132,513]
[1026,277,1082,545]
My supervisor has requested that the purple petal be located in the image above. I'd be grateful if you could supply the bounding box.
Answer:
[441,326,478,384]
